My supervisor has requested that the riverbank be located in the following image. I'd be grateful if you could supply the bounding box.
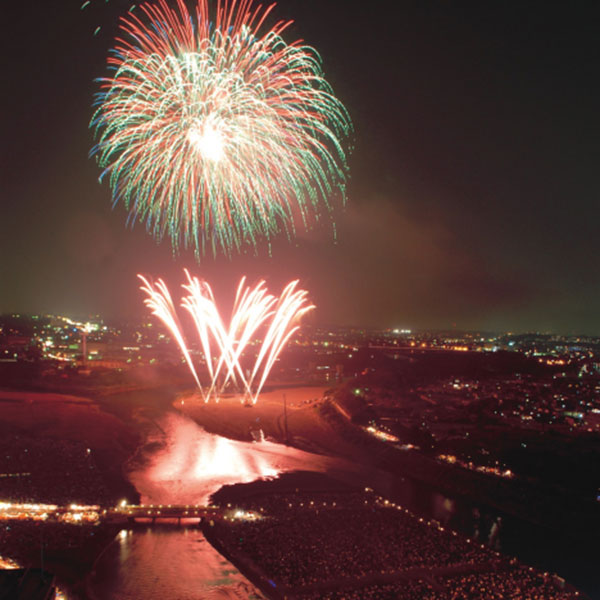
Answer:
[179,386,600,598]
[178,387,600,541]
[1,381,597,598]
[203,484,588,600]
[319,397,600,542]
[0,387,144,596]
[0,521,121,600]
[0,387,141,505]
[202,522,281,600]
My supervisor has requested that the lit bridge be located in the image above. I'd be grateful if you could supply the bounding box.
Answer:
[0,502,259,527]
[104,504,223,525]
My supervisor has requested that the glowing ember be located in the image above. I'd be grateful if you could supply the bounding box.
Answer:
[0,556,20,569]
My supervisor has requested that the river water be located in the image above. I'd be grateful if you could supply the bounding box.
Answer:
[127,411,358,505]
[86,410,360,600]
[86,408,599,599]
[88,527,265,600]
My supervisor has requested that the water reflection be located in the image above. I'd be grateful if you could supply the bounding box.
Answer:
[128,411,348,505]
[90,408,596,599]
[89,412,360,600]
[88,526,264,600]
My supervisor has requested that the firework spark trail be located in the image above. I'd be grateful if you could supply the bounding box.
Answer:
[180,273,219,382]
[92,0,351,258]
[138,275,203,392]
[182,272,259,399]
[213,278,276,396]
[249,280,314,400]
[138,272,314,404]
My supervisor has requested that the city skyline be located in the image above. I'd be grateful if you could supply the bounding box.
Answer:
[2,1,599,334]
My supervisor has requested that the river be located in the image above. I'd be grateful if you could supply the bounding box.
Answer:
[88,526,265,600]
[127,411,360,505]
[85,409,361,600]
[86,402,598,599]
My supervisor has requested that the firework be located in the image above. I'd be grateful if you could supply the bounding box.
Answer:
[81,1,138,37]
[138,275,203,391]
[139,272,314,404]
[92,0,352,258]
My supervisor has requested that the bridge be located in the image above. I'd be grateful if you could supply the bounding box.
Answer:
[104,504,223,525]
[0,501,256,527]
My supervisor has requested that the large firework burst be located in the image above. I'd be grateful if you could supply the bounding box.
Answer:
[91,0,352,258]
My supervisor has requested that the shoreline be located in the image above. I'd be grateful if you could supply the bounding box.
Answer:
[176,387,600,597]
[1,382,597,598]
[176,388,599,542]
[202,522,281,600]
[320,397,600,542]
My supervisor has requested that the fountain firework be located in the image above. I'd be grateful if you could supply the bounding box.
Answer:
[139,271,314,404]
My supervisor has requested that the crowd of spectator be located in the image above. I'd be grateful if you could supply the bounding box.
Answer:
[431,568,578,600]
[214,491,581,599]
[1,521,98,561]
[297,568,578,600]
[297,579,434,600]
[0,519,118,590]
[219,491,497,588]
[0,435,112,505]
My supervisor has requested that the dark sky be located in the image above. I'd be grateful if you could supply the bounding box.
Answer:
[2,1,599,334]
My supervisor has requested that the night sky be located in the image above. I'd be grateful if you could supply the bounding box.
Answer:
[2,1,599,334]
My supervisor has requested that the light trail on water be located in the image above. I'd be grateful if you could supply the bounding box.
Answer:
[128,412,346,506]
